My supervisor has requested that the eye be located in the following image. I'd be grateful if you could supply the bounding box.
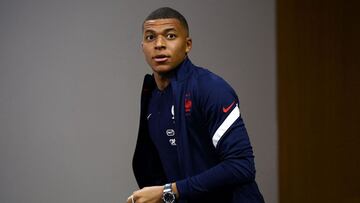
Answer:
[145,34,155,41]
[166,33,176,40]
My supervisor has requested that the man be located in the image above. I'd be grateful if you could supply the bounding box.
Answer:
[128,7,264,203]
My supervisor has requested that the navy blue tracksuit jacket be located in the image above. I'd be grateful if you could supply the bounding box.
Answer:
[133,58,264,203]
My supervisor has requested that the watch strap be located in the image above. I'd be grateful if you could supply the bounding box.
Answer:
[164,183,172,193]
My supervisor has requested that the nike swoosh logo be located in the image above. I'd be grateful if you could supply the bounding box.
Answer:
[223,101,235,113]
[147,113,152,120]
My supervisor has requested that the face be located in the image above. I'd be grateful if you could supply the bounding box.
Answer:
[142,18,192,76]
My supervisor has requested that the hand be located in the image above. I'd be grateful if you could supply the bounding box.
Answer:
[127,186,163,203]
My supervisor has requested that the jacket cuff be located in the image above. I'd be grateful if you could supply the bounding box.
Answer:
[175,179,190,199]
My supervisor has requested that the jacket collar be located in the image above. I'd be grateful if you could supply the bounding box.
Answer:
[171,57,194,83]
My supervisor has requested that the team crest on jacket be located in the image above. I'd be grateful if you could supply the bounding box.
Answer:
[184,93,192,115]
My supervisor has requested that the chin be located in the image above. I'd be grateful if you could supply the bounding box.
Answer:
[152,64,175,73]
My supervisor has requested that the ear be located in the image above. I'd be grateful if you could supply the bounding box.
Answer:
[185,37,192,54]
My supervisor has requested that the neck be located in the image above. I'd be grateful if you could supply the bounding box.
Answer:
[154,73,171,91]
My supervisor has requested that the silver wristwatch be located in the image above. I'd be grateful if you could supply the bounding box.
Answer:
[162,183,176,203]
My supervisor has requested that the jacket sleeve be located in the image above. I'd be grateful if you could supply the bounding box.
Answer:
[176,74,256,199]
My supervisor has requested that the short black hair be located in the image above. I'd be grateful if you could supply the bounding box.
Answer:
[143,7,189,35]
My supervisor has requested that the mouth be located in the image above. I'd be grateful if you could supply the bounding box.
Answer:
[153,54,169,63]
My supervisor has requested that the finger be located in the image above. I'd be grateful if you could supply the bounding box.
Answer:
[126,195,134,203]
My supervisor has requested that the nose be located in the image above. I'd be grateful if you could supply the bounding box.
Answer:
[154,36,166,50]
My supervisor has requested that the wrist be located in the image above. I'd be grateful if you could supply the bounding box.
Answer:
[171,182,179,199]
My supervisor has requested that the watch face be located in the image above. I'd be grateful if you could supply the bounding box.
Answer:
[163,192,175,203]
